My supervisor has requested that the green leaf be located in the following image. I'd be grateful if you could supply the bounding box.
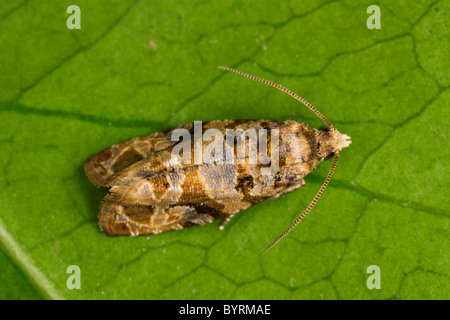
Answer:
[0,0,448,300]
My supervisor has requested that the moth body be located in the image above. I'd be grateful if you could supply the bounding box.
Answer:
[85,120,349,237]
[85,67,351,250]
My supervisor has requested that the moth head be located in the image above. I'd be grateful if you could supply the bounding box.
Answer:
[316,128,351,160]
[332,128,352,151]
[218,66,350,252]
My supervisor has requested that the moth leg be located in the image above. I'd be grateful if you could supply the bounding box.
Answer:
[219,213,236,230]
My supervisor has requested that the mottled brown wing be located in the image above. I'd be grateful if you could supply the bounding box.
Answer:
[98,161,306,236]
[106,160,306,207]
[85,119,311,187]
[99,201,230,236]
[84,120,252,187]
[84,123,194,187]
[99,172,305,237]
[87,119,315,236]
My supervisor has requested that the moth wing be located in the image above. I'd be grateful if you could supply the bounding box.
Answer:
[105,155,306,209]
[99,200,228,236]
[85,119,280,187]
[99,173,306,237]
[84,123,194,187]
[85,119,270,187]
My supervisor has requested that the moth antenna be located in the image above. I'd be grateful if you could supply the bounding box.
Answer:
[263,151,340,252]
[218,66,340,252]
[218,66,333,129]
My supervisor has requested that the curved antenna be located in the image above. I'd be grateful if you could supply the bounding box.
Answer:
[218,66,340,251]
[263,151,340,252]
[218,66,333,129]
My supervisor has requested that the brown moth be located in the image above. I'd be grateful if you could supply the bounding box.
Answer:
[85,67,351,251]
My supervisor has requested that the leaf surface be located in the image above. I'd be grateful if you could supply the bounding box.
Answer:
[0,0,448,299]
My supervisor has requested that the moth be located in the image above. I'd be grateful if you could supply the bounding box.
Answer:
[85,66,351,251]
